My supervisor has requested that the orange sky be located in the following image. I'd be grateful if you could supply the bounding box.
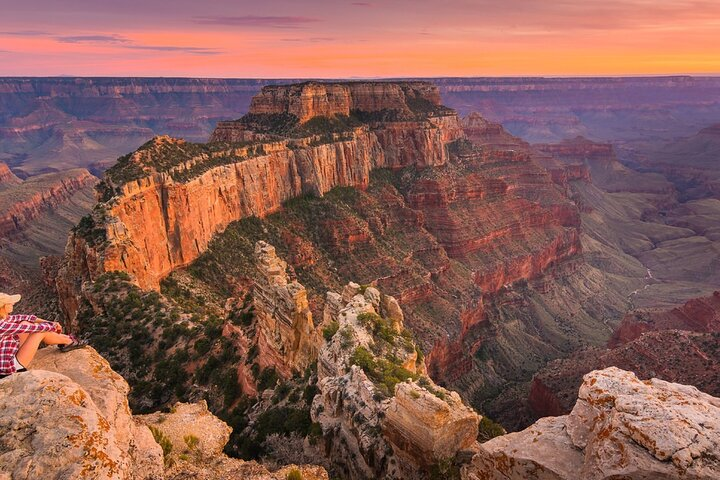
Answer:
[1,0,719,77]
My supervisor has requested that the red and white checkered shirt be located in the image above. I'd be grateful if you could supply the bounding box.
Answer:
[0,314,56,375]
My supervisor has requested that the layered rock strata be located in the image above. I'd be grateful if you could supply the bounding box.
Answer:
[252,241,322,378]
[464,367,720,480]
[529,292,720,417]
[314,282,480,479]
[0,168,97,238]
[56,81,463,324]
[247,81,443,123]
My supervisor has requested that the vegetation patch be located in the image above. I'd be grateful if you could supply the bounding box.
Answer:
[350,346,418,397]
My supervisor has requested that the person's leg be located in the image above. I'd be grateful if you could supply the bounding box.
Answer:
[15,331,73,367]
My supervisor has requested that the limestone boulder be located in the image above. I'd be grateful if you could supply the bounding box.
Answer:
[463,367,720,480]
[1,347,163,480]
[137,401,232,460]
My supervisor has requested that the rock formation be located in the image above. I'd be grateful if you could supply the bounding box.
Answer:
[55,81,464,325]
[252,241,322,378]
[464,367,720,480]
[0,168,97,239]
[246,81,443,123]
[314,282,480,479]
[1,347,164,480]
[529,292,720,418]
[610,290,720,346]
[0,162,20,185]
[0,346,328,480]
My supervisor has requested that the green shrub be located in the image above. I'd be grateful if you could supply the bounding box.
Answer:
[149,426,173,464]
[183,434,199,451]
[257,367,278,391]
[478,416,506,442]
[286,468,303,480]
[322,321,339,341]
[350,346,417,396]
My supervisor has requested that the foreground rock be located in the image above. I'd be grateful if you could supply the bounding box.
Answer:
[463,367,720,480]
[314,282,480,479]
[139,401,328,480]
[1,347,163,480]
[0,347,327,480]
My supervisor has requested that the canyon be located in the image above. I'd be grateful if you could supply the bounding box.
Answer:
[1,77,719,479]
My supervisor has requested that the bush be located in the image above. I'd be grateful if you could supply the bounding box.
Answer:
[286,468,303,480]
[350,346,417,396]
[183,434,199,451]
[478,416,506,442]
[322,321,339,341]
[149,426,173,464]
[257,367,279,391]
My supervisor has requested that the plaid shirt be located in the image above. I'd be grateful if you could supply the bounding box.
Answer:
[0,314,55,375]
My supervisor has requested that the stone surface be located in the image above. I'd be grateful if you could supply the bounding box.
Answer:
[464,367,720,480]
[252,241,322,379]
[0,347,164,480]
[313,283,479,479]
[137,401,232,459]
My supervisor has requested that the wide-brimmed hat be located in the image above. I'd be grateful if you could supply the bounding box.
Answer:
[0,293,21,306]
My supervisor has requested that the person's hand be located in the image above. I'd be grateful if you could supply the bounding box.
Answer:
[53,322,62,333]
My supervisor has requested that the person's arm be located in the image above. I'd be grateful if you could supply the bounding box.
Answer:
[0,319,55,336]
[5,314,38,324]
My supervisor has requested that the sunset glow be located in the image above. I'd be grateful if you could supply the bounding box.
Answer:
[1,0,719,77]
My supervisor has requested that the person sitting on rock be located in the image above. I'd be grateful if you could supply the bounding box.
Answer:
[0,292,86,378]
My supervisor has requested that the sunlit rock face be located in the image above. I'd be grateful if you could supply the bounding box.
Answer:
[463,367,720,480]
[313,282,480,479]
[252,240,322,378]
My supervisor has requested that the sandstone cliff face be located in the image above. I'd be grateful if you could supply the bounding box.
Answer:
[253,241,322,378]
[464,367,720,480]
[314,282,479,479]
[0,168,97,238]
[57,82,464,324]
[248,82,443,123]
[0,162,20,185]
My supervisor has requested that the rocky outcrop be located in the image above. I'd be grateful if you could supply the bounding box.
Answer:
[248,82,443,123]
[313,282,479,479]
[0,346,329,480]
[56,82,464,323]
[611,290,720,346]
[0,169,97,238]
[253,241,322,378]
[0,162,20,185]
[1,347,164,480]
[465,367,720,480]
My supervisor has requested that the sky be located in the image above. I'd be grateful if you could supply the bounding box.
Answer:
[1,0,719,77]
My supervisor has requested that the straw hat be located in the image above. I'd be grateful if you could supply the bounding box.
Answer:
[0,293,21,307]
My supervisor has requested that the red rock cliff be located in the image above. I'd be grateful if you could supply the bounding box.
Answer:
[56,82,464,323]
[248,81,443,123]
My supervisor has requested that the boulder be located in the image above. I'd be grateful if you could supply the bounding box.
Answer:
[463,367,720,480]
